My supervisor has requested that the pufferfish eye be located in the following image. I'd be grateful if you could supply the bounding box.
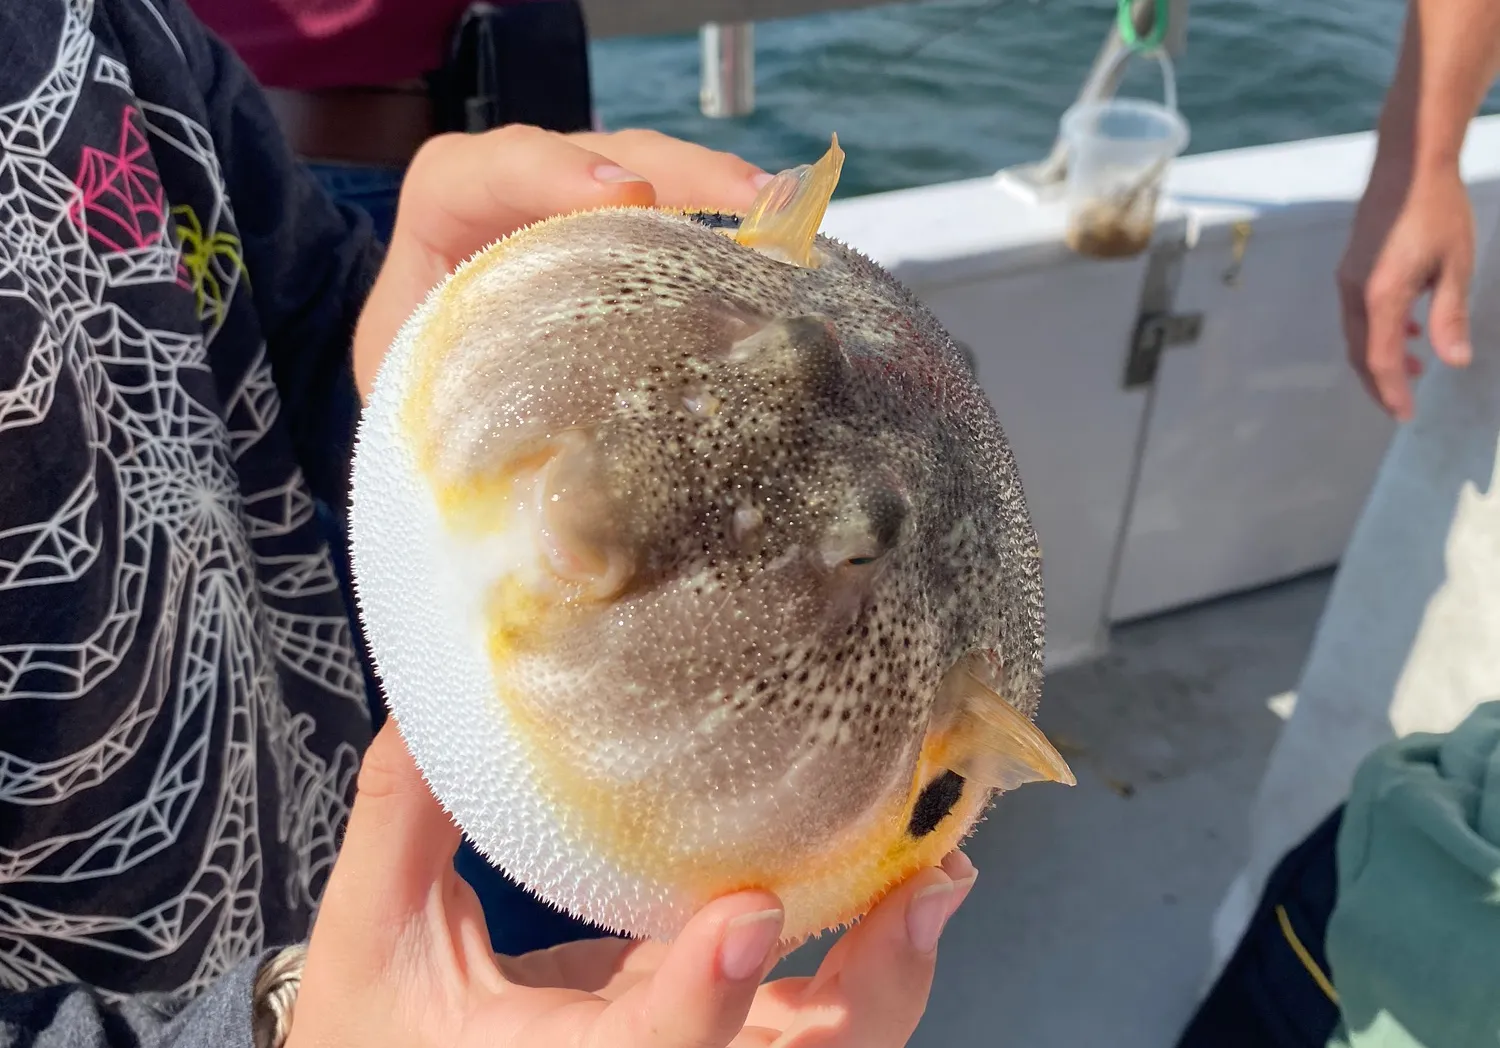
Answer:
[822,541,888,573]
[823,484,909,572]
[825,536,886,570]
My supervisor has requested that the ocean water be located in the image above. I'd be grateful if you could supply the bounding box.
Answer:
[591,0,1500,199]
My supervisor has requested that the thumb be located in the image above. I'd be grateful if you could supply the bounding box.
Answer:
[289,723,469,1048]
[396,124,658,268]
[355,125,659,399]
[588,893,785,1048]
[1428,258,1474,368]
[315,719,464,959]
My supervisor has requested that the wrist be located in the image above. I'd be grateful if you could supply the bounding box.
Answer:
[1411,149,1464,189]
[1409,98,1470,182]
[1370,108,1464,190]
[1369,37,1476,186]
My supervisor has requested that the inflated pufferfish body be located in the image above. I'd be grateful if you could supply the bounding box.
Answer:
[349,137,1075,944]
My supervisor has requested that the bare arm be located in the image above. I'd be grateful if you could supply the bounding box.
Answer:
[1337,0,1500,419]
[1380,0,1500,176]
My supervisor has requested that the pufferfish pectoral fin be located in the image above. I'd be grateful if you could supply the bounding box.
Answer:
[940,655,1077,792]
[734,133,845,268]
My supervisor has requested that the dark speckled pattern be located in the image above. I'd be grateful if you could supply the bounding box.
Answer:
[408,206,1043,849]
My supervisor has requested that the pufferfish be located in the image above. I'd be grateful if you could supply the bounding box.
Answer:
[348,135,1075,944]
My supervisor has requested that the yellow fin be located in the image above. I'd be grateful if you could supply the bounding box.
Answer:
[734,133,845,267]
[940,655,1076,791]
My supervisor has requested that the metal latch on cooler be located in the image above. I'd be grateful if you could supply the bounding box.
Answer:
[1122,231,1202,389]
[1124,309,1202,387]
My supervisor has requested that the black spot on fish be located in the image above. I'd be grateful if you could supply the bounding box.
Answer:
[907,770,965,839]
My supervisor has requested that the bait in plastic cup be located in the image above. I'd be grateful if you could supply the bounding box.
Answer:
[1060,50,1189,260]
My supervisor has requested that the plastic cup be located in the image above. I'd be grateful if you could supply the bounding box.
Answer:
[1060,97,1189,259]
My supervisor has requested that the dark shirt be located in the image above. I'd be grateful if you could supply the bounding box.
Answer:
[0,0,377,1033]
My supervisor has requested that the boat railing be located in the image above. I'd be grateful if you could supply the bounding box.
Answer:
[581,0,897,41]
[581,0,1191,187]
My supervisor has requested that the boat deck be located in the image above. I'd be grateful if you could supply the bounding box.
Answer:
[773,569,1335,1047]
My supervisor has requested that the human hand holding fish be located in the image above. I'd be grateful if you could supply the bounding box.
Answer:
[352,125,776,398]
[307,127,1076,1047]
[285,721,975,1048]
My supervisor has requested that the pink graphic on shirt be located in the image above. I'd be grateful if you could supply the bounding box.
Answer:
[70,105,168,253]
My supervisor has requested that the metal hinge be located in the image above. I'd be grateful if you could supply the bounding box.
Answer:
[1122,232,1200,389]
[1123,310,1203,388]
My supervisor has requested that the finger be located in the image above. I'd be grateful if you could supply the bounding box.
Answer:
[498,936,630,989]
[297,716,474,1013]
[781,855,975,1046]
[334,725,474,953]
[1363,274,1421,421]
[354,125,664,397]
[592,891,786,1048]
[1337,275,1383,409]
[397,124,660,265]
[573,929,792,1005]
[501,936,641,996]
[747,853,973,1030]
[571,128,773,213]
[341,720,464,905]
[1427,259,1474,368]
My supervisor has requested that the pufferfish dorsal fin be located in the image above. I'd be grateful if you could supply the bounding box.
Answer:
[734,133,845,268]
[939,654,1077,791]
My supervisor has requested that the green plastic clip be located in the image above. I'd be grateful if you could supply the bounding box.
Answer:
[1117,0,1169,51]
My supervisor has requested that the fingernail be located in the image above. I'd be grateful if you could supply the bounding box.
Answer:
[720,909,783,981]
[940,852,979,901]
[952,869,979,902]
[906,881,956,954]
[749,170,775,190]
[1450,341,1473,365]
[941,850,977,883]
[594,164,648,184]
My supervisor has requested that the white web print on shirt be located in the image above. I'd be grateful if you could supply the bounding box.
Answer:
[0,0,366,1000]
